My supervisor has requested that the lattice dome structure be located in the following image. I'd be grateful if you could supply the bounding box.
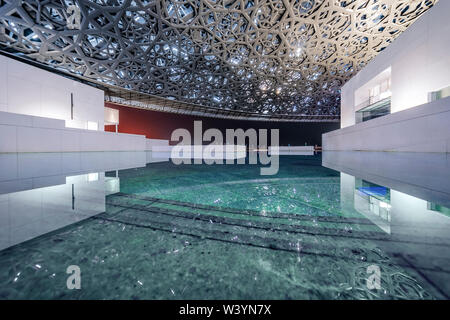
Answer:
[0,0,438,121]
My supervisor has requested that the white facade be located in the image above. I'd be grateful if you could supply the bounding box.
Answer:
[146,138,169,150]
[0,110,146,152]
[0,111,169,153]
[323,96,450,152]
[0,54,105,130]
[0,56,171,153]
[340,0,450,128]
[324,0,450,152]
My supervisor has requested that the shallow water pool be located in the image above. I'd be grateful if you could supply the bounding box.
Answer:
[0,152,449,299]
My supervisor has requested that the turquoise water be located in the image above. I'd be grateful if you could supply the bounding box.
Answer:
[0,154,448,299]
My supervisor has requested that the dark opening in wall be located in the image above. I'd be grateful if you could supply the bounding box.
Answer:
[104,103,339,146]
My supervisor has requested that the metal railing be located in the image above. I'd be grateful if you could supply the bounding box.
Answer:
[355,97,391,123]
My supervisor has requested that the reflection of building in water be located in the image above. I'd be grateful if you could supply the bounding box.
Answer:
[335,168,450,298]
[0,172,116,251]
[354,179,392,234]
[105,171,120,196]
[351,177,450,236]
[339,171,450,238]
[428,203,450,218]
[0,151,167,252]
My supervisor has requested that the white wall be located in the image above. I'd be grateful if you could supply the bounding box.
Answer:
[323,96,450,153]
[146,138,169,150]
[104,106,119,125]
[0,110,170,153]
[340,0,450,128]
[0,55,104,130]
[268,145,314,155]
[354,67,391,111]
[0,111,150,153]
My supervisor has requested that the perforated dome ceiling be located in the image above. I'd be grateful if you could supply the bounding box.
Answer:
[0,0,438,121]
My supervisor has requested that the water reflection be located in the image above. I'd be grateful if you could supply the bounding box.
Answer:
[0,172,109,251]
[0,150,247,251]
[0,152,150,194]
[0,152,151,251]
[323,151,450,298]
[322,151,450,207]
[354,179,392,234]
[0,151,449,299]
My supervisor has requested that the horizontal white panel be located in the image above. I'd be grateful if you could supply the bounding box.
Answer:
[17,126,62,152]
[32,115,65,129]
[323,98,450,152]
[0,124,17,153]
[0,110,33,127]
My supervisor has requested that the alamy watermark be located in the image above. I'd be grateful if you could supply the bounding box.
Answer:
[366,264,381,290]
[169,121,280,175]
[66,265,81,289]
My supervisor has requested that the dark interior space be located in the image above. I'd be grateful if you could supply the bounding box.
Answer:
[105,103,339,146]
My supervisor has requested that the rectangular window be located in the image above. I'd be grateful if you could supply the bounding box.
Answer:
[87,121,98,130]
[87,172,99,182]
[428,203,450,218]
[354,179,391,234]
[355,97,391,123]
[429,85,450,102]
[354,67,392,123]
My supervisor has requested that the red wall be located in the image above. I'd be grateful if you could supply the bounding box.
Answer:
[105,103,200,140]
[105,103,339,146]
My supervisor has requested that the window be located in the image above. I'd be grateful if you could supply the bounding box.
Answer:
[354,179,391,234]
[428,203,450,218]
[87,121,98,130]
[87,172,99,182]
[429,85,450,102]
[355,97,391,123]
[354,68,392,123]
